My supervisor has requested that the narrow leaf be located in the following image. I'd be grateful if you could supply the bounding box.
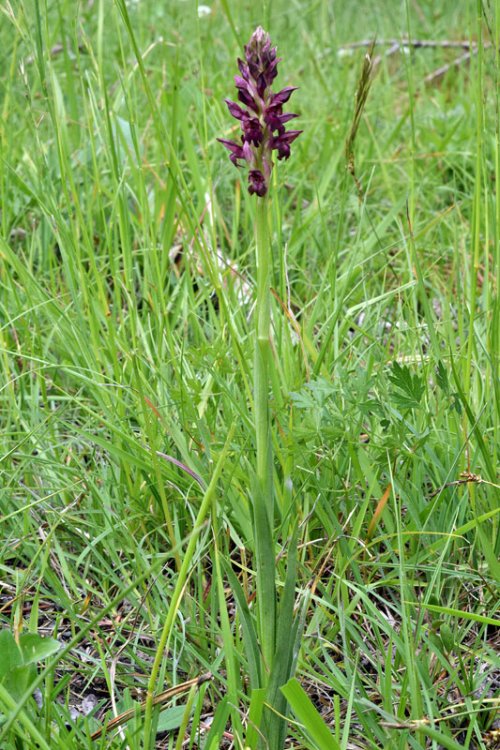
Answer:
[281,678,341,750]
[421,604,500,627]
[245,688,266,750]
[220,558,262,689]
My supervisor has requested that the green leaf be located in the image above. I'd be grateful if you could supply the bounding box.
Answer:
[156,704,188,733]
[435,360,449,394]
[18,634,61,666]
[290,378,336,410]
[421,604,500,627]
[439,623,455,653]
[449,354,497,482]
[0,630,60,703]
[2,665,35,703]
[0,631,23,679]
[202,696,230,750]
[388,361,425,410]
[220,558,262,690]
[281,678,341,750]
[412,723,469,750]
[0,630,35,703]
[245,688,266,750]
[112,115,139,166]
[265,525,303,749]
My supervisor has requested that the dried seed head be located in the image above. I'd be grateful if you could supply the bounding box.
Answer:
[218,27,301,197]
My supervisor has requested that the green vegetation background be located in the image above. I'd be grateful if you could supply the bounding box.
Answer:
[0,0,498,748]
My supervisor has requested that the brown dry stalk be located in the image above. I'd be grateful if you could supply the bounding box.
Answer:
[427,471,484,499]
[339,38,492,51]
[339,37,487,88]
[423,50,474,85]
[90,672,212,741]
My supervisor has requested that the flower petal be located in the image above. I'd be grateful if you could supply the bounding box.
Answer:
[271,129,302,159]
[217,138,245,166]
[217,138,244,156]
[225,99,246,120]
[237,58,250,81]
[236,87,259,113]
[264,110,299,133]
[270,86,298,106]
[219,27,301,196]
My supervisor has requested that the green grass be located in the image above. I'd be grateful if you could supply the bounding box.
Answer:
[1,0,499,748]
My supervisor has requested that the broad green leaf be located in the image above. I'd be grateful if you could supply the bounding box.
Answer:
[0,630,23,679]
[0,631,37,702]
[19,634,61,666]
[157,704,188,733]
[2,665,35,703]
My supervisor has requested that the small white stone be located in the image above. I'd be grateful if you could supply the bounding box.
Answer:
[81,694,98,715]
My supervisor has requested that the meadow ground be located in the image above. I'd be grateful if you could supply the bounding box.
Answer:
[0,1,499,748]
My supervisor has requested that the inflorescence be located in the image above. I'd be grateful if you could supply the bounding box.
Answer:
[218,27,302,197]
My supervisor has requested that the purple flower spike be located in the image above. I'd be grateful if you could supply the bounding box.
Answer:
[218,26,301,197]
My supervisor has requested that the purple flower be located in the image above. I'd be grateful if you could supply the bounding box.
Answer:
[218,27,302,197]
[248,170,267,196]
[218,138,246,166]
[271,129,302,160]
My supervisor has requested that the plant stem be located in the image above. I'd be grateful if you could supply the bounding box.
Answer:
[253,196,276,679]
[255,197,272,515]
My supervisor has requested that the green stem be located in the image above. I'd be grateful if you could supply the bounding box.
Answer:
[253,196,276,678]
[464,0,483,397]
[255,197,272,511]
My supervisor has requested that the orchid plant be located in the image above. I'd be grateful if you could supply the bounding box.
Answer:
[219,27,303,749]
